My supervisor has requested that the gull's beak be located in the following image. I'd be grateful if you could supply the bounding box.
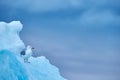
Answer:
[32,47,35,49]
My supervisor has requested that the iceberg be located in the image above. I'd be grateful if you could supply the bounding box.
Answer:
[0,21,67,80]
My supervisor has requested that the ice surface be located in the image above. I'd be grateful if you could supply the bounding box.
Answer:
[0,21,67,80]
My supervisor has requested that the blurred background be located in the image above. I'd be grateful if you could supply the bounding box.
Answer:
[0,0,120,80]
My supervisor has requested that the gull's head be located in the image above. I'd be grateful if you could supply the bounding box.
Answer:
[27,45,35,50]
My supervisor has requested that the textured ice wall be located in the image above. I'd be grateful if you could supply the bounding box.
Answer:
[0,50,28,80]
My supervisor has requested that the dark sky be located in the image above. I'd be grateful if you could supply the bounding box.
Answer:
[0,0,120,80]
